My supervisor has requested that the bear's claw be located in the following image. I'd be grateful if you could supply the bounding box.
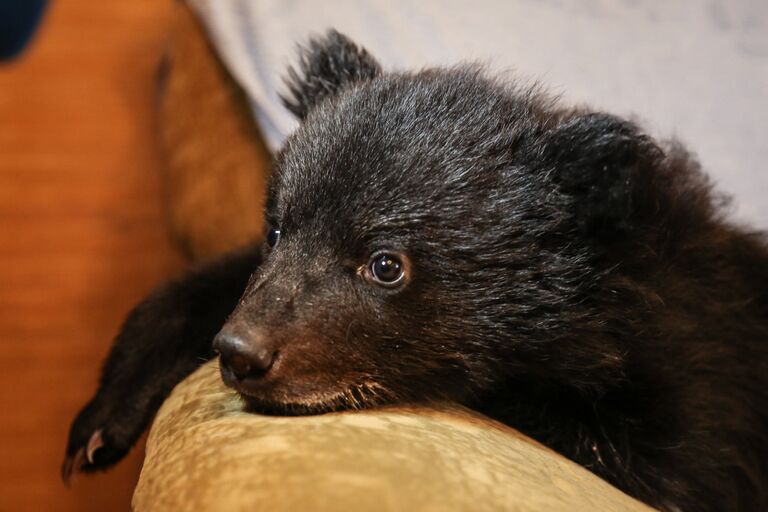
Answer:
[61,428,104,485]
[85,429,104,464]
[61,447,84,486]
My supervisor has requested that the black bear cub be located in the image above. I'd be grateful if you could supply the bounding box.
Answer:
[64,30,768,511]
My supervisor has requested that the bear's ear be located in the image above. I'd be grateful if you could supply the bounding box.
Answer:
[281,29,382,119]
[542,113,661,237]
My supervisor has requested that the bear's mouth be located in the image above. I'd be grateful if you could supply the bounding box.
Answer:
[216,353,394,416]
[234,382,392,417]
[239,393,346,416]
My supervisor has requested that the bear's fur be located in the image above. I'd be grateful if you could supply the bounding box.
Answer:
[65,30,768,511]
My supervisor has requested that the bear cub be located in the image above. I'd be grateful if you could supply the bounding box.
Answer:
[64,30,768,512]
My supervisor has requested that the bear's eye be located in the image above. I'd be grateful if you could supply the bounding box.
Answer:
[266,227,281,249]
[369,253,405,287]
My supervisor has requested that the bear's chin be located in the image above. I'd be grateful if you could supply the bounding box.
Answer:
[238,391,355,416]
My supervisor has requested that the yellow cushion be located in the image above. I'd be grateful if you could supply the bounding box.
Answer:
[133,361,654,511]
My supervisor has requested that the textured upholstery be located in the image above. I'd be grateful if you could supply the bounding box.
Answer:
[133,361,654,511]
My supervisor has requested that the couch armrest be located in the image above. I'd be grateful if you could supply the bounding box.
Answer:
[133,361,654,511]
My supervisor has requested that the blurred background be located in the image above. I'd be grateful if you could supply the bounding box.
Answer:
[0,2,183,510]
[1,1,766,511]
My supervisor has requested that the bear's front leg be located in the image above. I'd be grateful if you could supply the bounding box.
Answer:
[62,244,262,482]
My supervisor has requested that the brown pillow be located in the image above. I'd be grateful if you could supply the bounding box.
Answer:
[158,2,269,261]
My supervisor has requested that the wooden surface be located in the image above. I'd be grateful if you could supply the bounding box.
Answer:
[0,1,183,510]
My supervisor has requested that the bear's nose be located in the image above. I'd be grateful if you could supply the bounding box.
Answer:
[213,330,275,381]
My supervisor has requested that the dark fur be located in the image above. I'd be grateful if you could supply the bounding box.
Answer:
[65,30,768,511]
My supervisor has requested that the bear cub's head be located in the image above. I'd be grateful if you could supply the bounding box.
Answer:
[214,30,670,414]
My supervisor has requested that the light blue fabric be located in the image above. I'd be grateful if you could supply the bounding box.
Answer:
[188,0,768,227]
